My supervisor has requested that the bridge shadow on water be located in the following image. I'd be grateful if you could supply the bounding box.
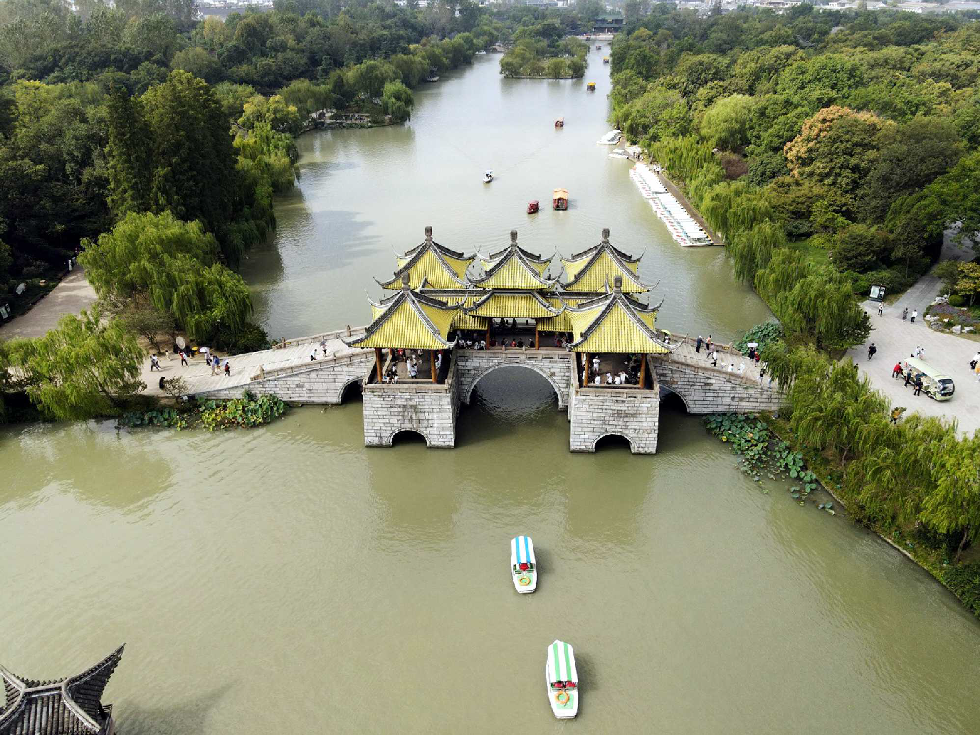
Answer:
[455,366,561,449]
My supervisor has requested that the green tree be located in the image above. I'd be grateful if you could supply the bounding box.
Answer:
[954,262,980,305]
[171,46,223,83]
[239,94,302,135]
[700,94,755,151]
[80,211,254,341]
[831,224,890,274]
[381,81,414,122]
[920,433,980,562]
[7,309,146,420]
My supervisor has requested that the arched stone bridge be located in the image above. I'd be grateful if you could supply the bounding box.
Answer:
[167,328,785,454]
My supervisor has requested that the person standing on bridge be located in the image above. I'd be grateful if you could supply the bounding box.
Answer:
[310,348,318,361]
[706,335,712,352]
[696,335,703,353]
[711,350,718,367]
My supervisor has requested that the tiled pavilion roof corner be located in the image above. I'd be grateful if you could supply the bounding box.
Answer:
[0,645,124,735]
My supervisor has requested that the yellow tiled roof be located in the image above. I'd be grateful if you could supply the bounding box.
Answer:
[466,291,562,319]
[537,295,593,332]
[379,239,474,290]
[348,289,458,349]
[470,250,556,289]
[561,241,646,293]
[567,293,670,354]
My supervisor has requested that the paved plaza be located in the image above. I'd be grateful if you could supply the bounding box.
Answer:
[847,285,980,436]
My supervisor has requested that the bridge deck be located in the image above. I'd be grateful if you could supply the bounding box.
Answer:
[140,336,359,397]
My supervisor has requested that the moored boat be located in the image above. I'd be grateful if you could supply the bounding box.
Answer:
[597,129,621,145]
[511,535,537,591]
[546,640,579,718]
[553,188,568,210]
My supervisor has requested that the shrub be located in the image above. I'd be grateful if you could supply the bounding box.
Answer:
[949,294,967,307]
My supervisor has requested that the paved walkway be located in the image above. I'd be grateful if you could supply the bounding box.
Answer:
[141,333,361,397]
[0,268,97,341]
[847,300,980,435]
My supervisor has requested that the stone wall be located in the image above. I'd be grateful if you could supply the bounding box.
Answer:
[650,356,786,414]
[569,385,661,454]
[456,349,573,409]
[361,354,460,448]
[195,353,374,404]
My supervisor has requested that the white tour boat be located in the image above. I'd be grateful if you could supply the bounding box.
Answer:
[597,129,622,145]
[511,535,537,592]
[546,640,579,718]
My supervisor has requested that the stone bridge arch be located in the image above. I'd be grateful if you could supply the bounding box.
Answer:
[456,350,572,409]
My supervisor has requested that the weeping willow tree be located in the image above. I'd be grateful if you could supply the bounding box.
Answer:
[649,135,715,185]
[920,432,980,562]
[80,211,254,343]
[728,220,786,282]
[6,309,145,420]
[755,250,870,351]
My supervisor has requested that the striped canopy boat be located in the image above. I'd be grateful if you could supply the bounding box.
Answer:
[510,536,537,593]
[546,640,579,718]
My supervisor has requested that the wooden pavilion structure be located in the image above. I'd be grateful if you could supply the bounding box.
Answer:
[364,225,667,364]
[566,276,669,388]
[347,274,459,382]
[0,646,124,735]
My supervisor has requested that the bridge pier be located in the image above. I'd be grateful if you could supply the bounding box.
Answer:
[569,382,661,454]
[362,354,460,448]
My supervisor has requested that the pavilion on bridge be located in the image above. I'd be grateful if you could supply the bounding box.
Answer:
[350,225,672,390]
[0,646,124,735]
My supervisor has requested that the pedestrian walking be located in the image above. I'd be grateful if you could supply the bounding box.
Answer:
[759,368,765,385]
[904,371,912,388]
[975,362,980,382]
[711,350,718,367]
[913,376,923,396]
[224,362,231,376]
[890,407,902,424]
[706,335,712,352]
[877,303,883,317]
[971,351,980,370]
[867,342,877,360]
[211,358,220,375]
[696,335,703,353]
[149,354,160,371]
[179,351,188,367]
[902,307,908,321]
[911,309,917,323]
[310,349,318,361]
[892,362,902,379]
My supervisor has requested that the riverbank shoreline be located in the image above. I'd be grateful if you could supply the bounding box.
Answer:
[755,414,980,619]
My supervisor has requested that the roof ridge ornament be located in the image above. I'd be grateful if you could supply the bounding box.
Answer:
[425,225,433,244]
[510,229,518,247]
[601,227,610,244]
[401,272,411,290]
[613,275,623,293]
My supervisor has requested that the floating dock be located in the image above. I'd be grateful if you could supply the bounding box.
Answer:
[629,163,713,247]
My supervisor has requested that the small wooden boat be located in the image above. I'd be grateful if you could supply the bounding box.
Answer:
[553,188,568,211]
[586,82,596,92]
[527,200,539,214]
[484,170,493,183]
[546,640,579,719]
[511,535,537,592]
[595,44,602,50]
[603,56,610,64]
[555,117,564,128]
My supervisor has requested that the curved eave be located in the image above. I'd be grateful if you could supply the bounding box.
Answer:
[468,250,559,289]
[568,294,671,353]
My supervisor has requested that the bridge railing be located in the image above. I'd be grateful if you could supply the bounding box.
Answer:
[251,350,372,382]
[273,326,367,349]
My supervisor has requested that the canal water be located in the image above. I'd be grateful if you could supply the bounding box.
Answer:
[2,55,980,734]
